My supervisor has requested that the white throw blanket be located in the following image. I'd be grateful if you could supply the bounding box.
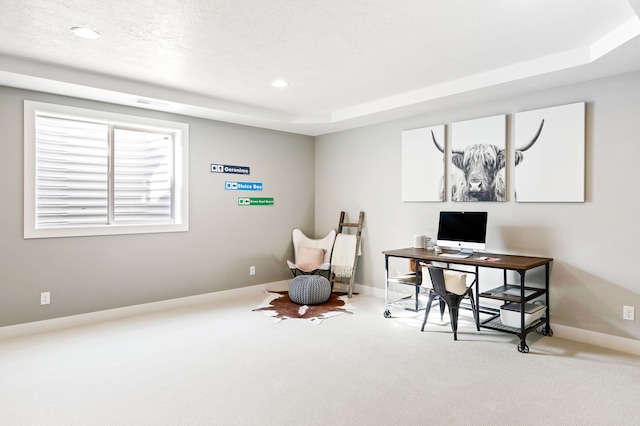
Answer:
[331,234,358,278]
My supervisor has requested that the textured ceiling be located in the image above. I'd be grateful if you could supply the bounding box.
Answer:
[1,0,640,135]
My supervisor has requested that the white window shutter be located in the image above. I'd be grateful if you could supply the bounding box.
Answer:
[113,129,174,223]
[35,116,109,227]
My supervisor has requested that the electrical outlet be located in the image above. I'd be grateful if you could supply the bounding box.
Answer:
[40,292,51,305]
[623,305,635,321]
[250,266,256,276]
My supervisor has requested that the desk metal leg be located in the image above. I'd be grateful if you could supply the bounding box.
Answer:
[384,255,391,318]
[475,265,481,320]
[413,258,420,312]
[541,263,553,336]
[517,270,530,353]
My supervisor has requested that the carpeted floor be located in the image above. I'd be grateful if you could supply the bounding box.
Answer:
[1,290,639,425]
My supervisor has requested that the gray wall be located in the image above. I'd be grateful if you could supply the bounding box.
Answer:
[4,70,640,343]
[0,86,315,326]
[315,71,640,341]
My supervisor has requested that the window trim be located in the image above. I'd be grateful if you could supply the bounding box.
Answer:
[24,100,189,239]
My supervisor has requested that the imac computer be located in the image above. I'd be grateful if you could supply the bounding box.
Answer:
[436,211,488,258]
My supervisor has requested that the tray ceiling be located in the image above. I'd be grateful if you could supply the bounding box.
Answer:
[1,0,640,135]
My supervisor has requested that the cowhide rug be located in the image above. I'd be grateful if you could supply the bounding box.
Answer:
[253,291,355,324]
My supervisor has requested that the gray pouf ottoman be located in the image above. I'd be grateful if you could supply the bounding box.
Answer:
[289,275,331,305]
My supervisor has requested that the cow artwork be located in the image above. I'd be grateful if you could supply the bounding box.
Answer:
[432,120,544,201]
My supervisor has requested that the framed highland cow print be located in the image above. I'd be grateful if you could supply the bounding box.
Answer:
[449,115,506,202]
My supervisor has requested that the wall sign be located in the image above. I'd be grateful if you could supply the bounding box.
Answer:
[225,181,263,191]
[211,164,250,174]
[238,197,274,206]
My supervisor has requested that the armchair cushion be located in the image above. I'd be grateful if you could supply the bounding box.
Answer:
[443,270,468,295]
[296,246,326,272]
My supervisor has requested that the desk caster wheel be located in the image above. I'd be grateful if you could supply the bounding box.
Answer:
[517,343,529,353]
[542,328,553,337]
[383,310,391,318]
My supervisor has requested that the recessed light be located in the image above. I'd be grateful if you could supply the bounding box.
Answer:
[71,27,101,40]
[271,80,289,88]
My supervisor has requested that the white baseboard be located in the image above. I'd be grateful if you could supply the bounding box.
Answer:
[352,282,385,298]
[550,323,640,357]
[0,280,289,341]
[3,281,639,357]
[360,283,640,357]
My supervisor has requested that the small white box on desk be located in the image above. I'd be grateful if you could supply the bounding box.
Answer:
[500,302,546,328]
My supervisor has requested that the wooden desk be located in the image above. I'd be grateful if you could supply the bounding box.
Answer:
[382,247,553,353]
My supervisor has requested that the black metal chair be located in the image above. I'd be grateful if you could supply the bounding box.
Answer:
[421,266,480,340]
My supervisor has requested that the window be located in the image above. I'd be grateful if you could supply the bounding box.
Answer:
[24,101,189,238]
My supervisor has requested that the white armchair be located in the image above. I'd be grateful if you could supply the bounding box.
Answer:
[287,228,336,278]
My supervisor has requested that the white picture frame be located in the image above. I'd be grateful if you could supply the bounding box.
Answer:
[401,125,445,202]
[514,102,585,203]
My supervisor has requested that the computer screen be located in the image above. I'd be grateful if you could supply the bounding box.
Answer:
[436,211,488,255]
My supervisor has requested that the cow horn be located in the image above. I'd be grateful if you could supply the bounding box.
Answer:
[431,130,444,153]
[517,119,545,152]
[431,130,463,155]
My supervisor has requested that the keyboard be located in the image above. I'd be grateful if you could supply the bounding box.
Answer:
[439,253,471,259]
